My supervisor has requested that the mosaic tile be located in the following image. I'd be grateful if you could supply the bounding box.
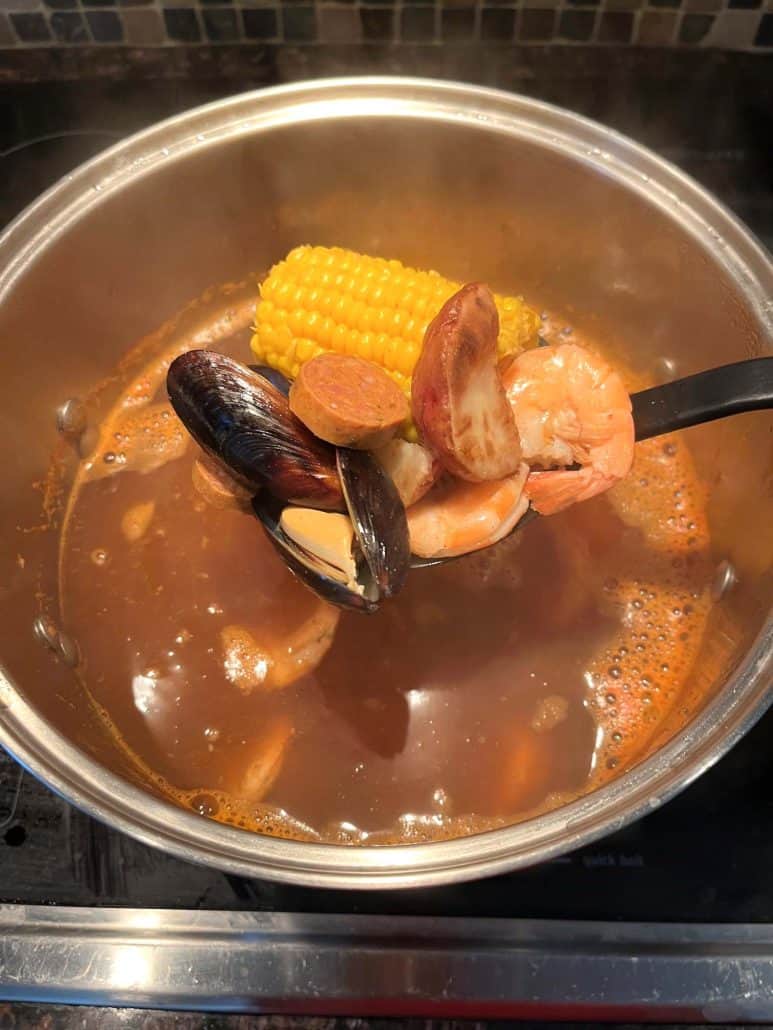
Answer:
[162,5,199,38]
[480,6,515,37]
[11,10,50,37]
[0,0,769,51]
[636,8,677,40]
[122,6,164,40]
[557,6,596,36]
[400,3,435,38]
[241,5,277,34]
[50,8,88,37]
[598,9,633,38]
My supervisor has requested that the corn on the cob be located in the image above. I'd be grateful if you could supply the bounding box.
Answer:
[251,246,541,402]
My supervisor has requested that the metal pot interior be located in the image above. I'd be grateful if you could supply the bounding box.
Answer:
[0,79,770,887]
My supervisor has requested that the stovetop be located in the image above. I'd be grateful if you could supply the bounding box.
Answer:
[1,56,772,1018]
[1,704,773,920]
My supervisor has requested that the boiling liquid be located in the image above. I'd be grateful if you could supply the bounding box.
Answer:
[59,317,716,843]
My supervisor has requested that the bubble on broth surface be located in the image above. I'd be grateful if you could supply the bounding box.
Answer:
[56,397,88,443]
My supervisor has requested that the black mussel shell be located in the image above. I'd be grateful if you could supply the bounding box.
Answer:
[167,351,344,511]
[253,494,378,614]
[248,365,291,397]
[337,449,410,599]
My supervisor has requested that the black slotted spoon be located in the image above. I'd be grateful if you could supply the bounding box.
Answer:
[630,356,773,440]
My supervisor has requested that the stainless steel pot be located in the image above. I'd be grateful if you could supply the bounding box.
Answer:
[0,78,771,888]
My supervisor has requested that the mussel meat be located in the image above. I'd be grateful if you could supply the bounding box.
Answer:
[254,494,379,613]
[280,508,361,592]
[167,351,344,511]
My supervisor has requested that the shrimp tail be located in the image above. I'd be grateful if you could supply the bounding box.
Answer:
[526,466,608,515]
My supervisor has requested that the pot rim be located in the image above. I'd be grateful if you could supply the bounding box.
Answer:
[1,76,771,889]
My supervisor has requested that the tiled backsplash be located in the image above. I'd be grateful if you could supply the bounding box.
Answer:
[0,0,771,48]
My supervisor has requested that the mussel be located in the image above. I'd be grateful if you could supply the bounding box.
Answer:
[254,448,410,613]
[167,350,344,511]
[168,352,411,611]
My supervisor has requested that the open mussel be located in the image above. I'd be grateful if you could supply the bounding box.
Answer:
[169,352,410,610]
[167,351,344,511]
[253,448,410,612]
[254,494,379,613]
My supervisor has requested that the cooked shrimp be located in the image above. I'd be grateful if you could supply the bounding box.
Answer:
[120,501,156,543]
[498,724,550,811]
[502,343,634,515]
[235,717,294,802]
[407,464,529,559]
[220,602,340,693]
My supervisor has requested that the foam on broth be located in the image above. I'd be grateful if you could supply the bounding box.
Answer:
[57,285,719,845]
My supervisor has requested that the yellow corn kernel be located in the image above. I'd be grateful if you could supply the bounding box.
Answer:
[296,338,316,364]
[251,245,541,433]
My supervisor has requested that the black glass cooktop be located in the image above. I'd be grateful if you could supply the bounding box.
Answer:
[1,67,771,925]
[0,707,771,921]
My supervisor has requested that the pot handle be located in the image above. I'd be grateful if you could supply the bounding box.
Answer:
[631,357,773,441]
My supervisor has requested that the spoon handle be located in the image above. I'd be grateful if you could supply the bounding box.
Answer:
[631,357,773,442]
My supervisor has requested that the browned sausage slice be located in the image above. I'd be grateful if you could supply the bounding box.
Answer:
[289,354,410,449]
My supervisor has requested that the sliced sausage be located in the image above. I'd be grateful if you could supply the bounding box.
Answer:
[289,353,409,449]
